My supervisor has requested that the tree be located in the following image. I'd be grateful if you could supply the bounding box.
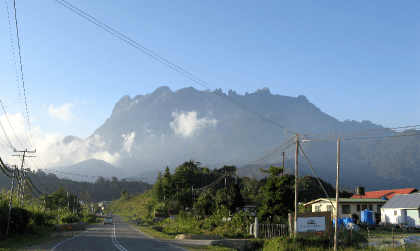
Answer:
[162,166,173,199]
[194,189,215,217]
[120,189,129,198]
[215,182,244,213]
[258,166,294,223]
[47,186,67,210]
[153,172,164,201]
[79,190,92,203]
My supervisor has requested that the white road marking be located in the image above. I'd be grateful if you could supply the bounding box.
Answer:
[51,227,95,251]
[112,225,128,251]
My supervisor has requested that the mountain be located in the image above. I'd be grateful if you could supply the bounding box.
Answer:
[54,86,420,191]
[49,158,130,182]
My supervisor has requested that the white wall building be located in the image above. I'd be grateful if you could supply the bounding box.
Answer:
[381,194,420,228]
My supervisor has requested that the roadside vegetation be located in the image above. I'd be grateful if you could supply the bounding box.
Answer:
[107,160,414,250]
[0,185,98,250]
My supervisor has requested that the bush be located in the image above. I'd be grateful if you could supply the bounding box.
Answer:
[263,235,332,251]
[83,214,96,223]
[32,212,45,226]
[9,207,32,234]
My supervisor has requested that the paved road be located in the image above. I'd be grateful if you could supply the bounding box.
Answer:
[49,215,188,251]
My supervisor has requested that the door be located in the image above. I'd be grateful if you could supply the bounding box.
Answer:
[406,210,419,227]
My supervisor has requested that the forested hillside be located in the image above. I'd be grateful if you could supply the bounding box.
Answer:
[0,167,152,202]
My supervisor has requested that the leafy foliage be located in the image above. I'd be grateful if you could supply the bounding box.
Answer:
[258,166,295,223]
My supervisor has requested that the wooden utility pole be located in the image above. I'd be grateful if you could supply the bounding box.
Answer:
[294,134,299,235]
[334,138,340,250]
[7,167,16,236]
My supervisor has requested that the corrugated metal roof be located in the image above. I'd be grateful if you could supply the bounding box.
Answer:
[351,188,417,199]
[303,198,387,206]
[381,194,420,209]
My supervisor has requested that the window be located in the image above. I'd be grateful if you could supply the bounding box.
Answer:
[315,206,321,212]
[342,205,351,214]
[357,205,361,212]
[362,205,367,210]
[377,204,382,214]
[394,210,397,216]
[327,205,332,212]
[369,205,373,211]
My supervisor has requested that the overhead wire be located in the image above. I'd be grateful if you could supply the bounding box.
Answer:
[302,125,420,142]
[12,0,36,151]
[52,0,295,135]
[298,144,336,210]
[0,99,25,148]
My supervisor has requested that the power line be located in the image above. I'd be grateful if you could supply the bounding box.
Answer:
[0,99,25,148]
[52,0,295,135]
[302,125,420,142]
[298,144,335,210]
[11,0,36,151]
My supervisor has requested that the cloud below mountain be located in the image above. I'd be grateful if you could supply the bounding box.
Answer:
[170,111,218,137]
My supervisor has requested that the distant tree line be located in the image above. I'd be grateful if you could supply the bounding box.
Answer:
[0,168,152,203]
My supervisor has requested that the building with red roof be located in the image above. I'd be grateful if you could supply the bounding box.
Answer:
[351,188,418,200]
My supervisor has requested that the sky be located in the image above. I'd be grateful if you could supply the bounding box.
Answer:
[0,0,419,169]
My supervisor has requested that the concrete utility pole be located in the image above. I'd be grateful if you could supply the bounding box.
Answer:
[334,138,340,250]
[12,149,36,206]
[67,190,69,210]
[21,170,26,206]
[294,134,299,235]
[43,196,46,218]
[281,152,285,176]
[7,167,16,236]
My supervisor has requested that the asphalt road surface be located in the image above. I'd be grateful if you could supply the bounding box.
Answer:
[50,215,188,251]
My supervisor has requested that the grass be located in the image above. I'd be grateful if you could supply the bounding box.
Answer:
[0,225,56,250]
[184,246,237,251]
[368,228,420,244]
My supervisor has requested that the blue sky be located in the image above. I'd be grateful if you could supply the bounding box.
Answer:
[0,0,419,166]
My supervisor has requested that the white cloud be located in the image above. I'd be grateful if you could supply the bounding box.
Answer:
[122,132,136,155]
[170,111,217,137]
[0,113,26,138]
[90,151,120,165]
[48,103,73,122]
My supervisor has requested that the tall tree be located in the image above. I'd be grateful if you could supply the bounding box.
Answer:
[258,166,294,223]
[153,172,164,201]
[162,166,173,199]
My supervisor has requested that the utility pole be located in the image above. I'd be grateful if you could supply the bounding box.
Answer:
[67,189,69,210]
[43,195,46,218]
[334,139,340,250]
[281,152,285,176]
[224,171,227,187]
[294,134,299,235]
[21,170,26,207]
[7,167,16,236]
[12,149,35,206]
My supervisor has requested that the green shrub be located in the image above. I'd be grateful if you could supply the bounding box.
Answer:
[9,207,32,234]
[263,235,332,251]
[32,212,45,226]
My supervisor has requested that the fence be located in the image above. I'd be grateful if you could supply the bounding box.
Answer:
[249,222,288,238]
